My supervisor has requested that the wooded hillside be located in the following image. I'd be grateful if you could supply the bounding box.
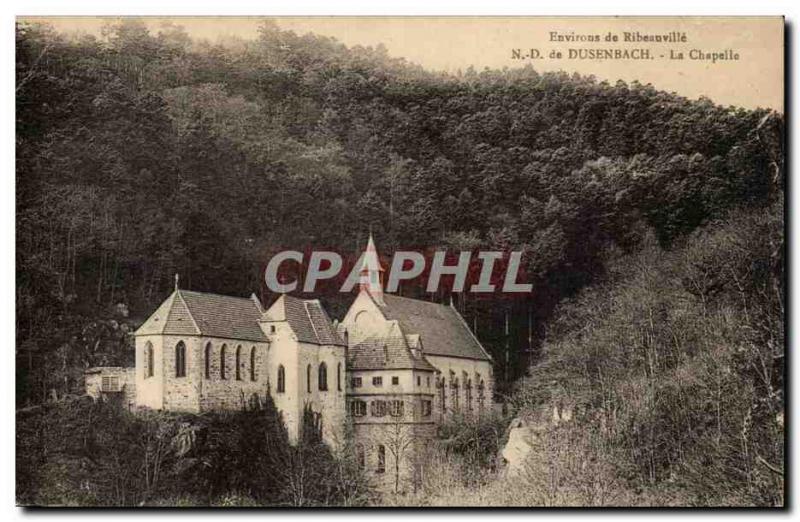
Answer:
[16,19,782,408]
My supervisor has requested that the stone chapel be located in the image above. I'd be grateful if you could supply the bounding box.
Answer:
[86,235,494,490]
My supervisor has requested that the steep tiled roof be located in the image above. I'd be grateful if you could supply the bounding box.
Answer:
[348,322,436,371]
[135,290,267,343]
[379,294,492,361]
[264,295,346,346]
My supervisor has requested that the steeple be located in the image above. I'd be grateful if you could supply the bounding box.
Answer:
[359,233,385,305]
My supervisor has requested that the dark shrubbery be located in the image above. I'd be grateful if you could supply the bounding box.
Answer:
[436,412,511,482]
[16,395,370,506]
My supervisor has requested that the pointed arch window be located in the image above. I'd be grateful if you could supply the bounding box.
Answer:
[235,345,242,381]
[307,364,312,393]
[377,445,386,473]
[250,346,257,381]
[145,342,154,378]
[175,341,187,378]
[277,365,286,393]
[220,344,227,379]
[355,444,365,470]
[477,377,486,412]
[318,362,328,391]
[204,342,212,379]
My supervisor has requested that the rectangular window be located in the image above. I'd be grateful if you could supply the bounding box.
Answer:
[389,400,404,417]
[101,376,120,392]
[351,377,362,388]
[372,376,383,387]
[421,400,432,417]
[377,445,386,473]
[371,400,387,417]
[392,376,399,385]
[417,376,421,386]
[350,400,367,417]
[427,376,430,387]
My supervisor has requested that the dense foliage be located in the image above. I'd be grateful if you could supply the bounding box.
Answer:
[16,393,369,506]
[393,201,783,507]
[515,200,784,506]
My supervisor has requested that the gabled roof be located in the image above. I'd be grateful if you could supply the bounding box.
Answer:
[263,295,345,346]
[377,294,492,361]
[135,289,268,343]
[348,321,436,372]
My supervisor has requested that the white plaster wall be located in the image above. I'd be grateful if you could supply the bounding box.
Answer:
[265,325,301,444]
[297,341,347,450]
[135,335,164,410]
[340,291,383,343]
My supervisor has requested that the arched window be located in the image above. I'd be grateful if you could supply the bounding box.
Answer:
[250,346,257,381]
[337,363,342,391]
[277,365,286,393]
[318,362,328,391]
[438,376,446,413]
[377,444,386,473]
[145,342,154,378]
[235,345,242,381]
[175,341,186,377]
[204,342,212,379]
[220,344,227,379]
[307,364,312,393]
[355,444,365,470]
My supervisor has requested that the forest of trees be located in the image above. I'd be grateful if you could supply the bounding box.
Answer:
[16,19,781,406]
[16,18,783,506]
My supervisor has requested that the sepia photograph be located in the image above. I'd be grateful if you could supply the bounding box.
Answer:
[13,14,785,508]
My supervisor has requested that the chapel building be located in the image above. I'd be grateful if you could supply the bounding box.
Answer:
[86,235,494,490]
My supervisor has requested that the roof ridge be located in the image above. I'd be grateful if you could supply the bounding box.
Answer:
[302,301,321,343]
[448,301,493,362]
[180,289,255,301]
[174,290,202,335]
[250,293,264,313]
[385,293,446,307]
[363,288,390,313]
[153,291,176,335]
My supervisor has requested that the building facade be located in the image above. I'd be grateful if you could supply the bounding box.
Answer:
[86,236,493,491]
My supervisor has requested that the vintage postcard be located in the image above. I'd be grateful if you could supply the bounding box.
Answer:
[15,16,784,507]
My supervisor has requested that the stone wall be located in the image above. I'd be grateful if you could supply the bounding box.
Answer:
[353,421,436,493]
[347,369,437,492]
[136,334,271,413]
[85,367,136,409]
[197,338,270,412]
